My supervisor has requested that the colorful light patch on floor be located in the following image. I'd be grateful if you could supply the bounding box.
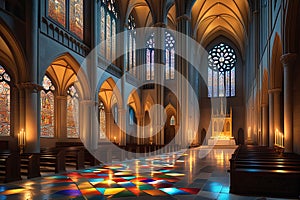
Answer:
[0,152,201,199]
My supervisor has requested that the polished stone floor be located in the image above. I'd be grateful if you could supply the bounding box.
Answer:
[0,147,297,199]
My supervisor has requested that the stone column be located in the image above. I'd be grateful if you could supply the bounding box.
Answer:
[176,15,190,148]
[118,108,126,146]
[281,53,297,152]
[24,0,39,153]
[261,104,268,146]
[273,89,281,142]
[268,91,274,147]
[136,115,143,145]
[80,100,98,150]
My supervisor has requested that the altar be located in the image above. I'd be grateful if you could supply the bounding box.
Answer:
[208,100,236,146]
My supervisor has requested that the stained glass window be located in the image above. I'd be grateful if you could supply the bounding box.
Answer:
[146,33,155,81]
[48,0,84,39]
[0,66,10,136]
[99,101,106,139]
[41,75,55,138]
[113,104,118,123]
[146,31,176,81]
[48,0,66,27]
[67,85,79,138]
[69,0,84,39]
[129,107,135,125]
[127,14,136,76]
[208,43,236,97]
[100,0,117,61]
[165,31,175,80]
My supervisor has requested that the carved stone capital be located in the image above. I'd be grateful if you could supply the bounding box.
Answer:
[280,53,297,66]
[18,82,43,92]
[176,15,191,22]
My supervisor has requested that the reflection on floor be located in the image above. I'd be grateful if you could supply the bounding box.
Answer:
[0,147,296,199]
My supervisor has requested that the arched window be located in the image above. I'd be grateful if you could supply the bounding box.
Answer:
[99,101,106,139]
[41,75,55,138]
[127,14,136,76]
[67,85,79,138]
[165,31,175,80]
[99,0,118,61]
[48,0,84,39]
[129,107,135,125]
[146,33,155,81]
[0,65,11,136]
[113,104,118,123]
[170,115,175,126]
[146,31,176,81]
[208,43,236,97]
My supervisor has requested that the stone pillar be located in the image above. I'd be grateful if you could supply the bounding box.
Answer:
[56,96,67,139]
[281,53,297,152]
[268,91,274,147]
[80,100,98,150]
[152,24,165,146]
[273,89,282,142]
[24,0,39,153]
[261,104,268,146]
[176,15,191,148]
[118,108,126,146]
[136,115,143,145]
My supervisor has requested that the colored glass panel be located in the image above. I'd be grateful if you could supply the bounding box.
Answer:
[208,43,236,97]
[41,76,55,138]
[165,31,175,80]
[48,0,66,26]
[99,102,106,139]
[106,13,111,61]
[67,86,79,138]
[69,0,83,39]
[0,66,10,136]
[146,33,155,81]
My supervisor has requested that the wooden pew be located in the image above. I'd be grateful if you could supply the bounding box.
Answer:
[55,142,100,167]
[62,146,85,170]
[230,145,300,198]
[0,151,21,182]
[20,153,41,179]
[40,148,65,173]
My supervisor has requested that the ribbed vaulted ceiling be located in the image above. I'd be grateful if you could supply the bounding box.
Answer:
[192,0,249,52]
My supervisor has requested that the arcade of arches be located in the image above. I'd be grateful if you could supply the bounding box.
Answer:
[0,0,300,199]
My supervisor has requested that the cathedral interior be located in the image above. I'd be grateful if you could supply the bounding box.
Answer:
[0,0,300,199]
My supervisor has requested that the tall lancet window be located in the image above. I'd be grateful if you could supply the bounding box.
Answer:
[67,85,79,138]
[146,33,155,81]
[165,31,175,80]
[99,0,118,60]
[0,65,11,136]
[41,75,55,138]
[127,14,136,76]
[69,0,84,39]
[48,0,84,39]
[208,43,236,97]
[99,101,106,139]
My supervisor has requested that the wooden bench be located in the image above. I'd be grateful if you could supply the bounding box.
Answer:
[230,145,300,198]
[20,153,41,179]
[62,146,85,170]
[55,142,100,167]
[0,151,21,182]
[40,148,65,173]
